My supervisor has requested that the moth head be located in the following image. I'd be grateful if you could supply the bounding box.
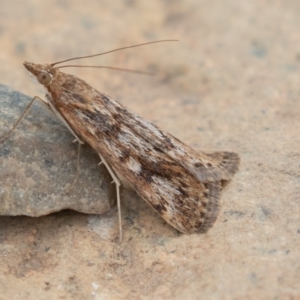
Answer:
[24,62,54,86]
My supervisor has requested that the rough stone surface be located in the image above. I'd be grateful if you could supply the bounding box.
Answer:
[0,83,115,216]
[0,1,300,299]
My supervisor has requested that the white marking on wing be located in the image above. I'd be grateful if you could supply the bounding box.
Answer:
[127,157,141,173]
[137,117,163,139]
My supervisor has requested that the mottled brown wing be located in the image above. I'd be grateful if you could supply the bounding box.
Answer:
[50,74,238,232]
[96,93,239,182]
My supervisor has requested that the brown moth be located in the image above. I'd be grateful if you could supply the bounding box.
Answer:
[1,41,239,240]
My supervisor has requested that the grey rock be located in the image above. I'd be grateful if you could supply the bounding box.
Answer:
[0,83,115,216]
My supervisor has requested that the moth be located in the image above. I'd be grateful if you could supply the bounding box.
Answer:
[1,40,239,240]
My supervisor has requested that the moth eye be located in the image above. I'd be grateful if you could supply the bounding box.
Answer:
[37,72,52,85]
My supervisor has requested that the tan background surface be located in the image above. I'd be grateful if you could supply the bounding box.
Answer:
[0,1,300,299]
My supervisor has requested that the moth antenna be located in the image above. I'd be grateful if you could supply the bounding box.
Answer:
[51,39,178,66]
[56,65,154,75]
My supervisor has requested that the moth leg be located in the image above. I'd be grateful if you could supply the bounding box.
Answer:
[63,141,82,195]
[99,154,122,242]
[0,96,48,143]
[43,94,85,194]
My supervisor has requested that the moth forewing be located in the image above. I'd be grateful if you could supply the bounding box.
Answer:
[20,61,239,236]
